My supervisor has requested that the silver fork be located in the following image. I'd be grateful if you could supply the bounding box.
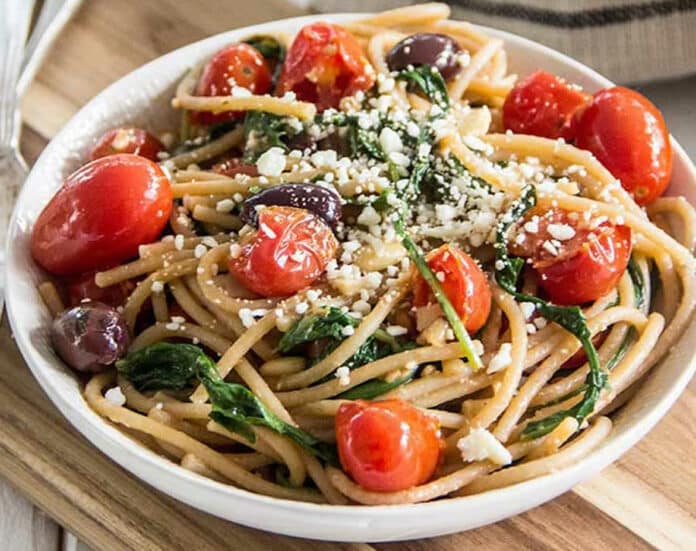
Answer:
[0,1,35,318]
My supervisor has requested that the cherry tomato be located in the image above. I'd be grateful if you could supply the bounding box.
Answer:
[276,22,375,111]
[503,71,590,140]
[212,156,259,178]
[413,244,491,333]
[228,206,338,297]
[64,271,135,308]
[336,399,441,492]
[510,208,631,305]
[89,127,165,161]
[31,154,172,276]
[573,87,672,205]
[192,43,273,125]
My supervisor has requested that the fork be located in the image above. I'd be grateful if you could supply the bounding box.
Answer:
[0,1,35,319]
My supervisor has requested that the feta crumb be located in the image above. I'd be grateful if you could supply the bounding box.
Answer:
[488,342,512,374]
[256,146,286,177]
[216,198,235,212]
[520,302,535,320]
[239,308,255,328]
[105,386,126,406]
[357,205,381,226]
[335,366,351,386]
[194,244,207,258]
[386,325,408,336]
[342,325,355,337]
[174,234,185,250]
[378,127,403,154]
[547,223,576,241]
[151,281,164,293]
[457,428,512,465]
[295,302,309,314]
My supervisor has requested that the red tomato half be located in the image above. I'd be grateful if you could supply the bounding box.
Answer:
[192,43,273,125]
[228,206,338,297]
[503,71,590,140]
[413,244,491,333]
[335,399,442,492]
[89,127,165,161]
[31,154,172,276]
[276,22,375,111]
[65,271,135,308]
[573,87,672,205]
[511,208,631,305]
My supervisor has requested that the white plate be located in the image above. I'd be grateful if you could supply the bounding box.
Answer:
[6,13,696,542]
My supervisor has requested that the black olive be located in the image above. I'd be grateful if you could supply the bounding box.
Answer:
[240,183,342,227]
[386,33,463,80]
[51,302,130,373]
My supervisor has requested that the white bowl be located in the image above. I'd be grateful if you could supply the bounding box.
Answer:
[7,13,696,542]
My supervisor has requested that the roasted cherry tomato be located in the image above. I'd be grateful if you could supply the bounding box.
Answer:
[212,156,259,178]
[413,244,491,333]
[89,127,165,161]
[503,71,590,140]
[276,22,375,111]
[336,399,442,492]
[192,43,273,125]
[510,208,631,305]
[65,271,135,308]
[573,86,672,205]
[31,154,172,276]
[228,206,338,297]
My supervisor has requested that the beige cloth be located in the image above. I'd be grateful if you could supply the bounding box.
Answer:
[311,0,696,83]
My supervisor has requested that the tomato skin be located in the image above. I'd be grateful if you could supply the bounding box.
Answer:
[335,399,442,492]
[89,127,164,161]
[192,43,273,125]
[413,244,491,333]
[276,22,375,111]
[31,154,172,276]
[511,209,631,306]
[228,206,338,297]
[573,87,672,205]
[65,271,135,308]
[503,71,590,140]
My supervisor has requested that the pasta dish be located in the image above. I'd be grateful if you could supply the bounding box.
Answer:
[29,3,696,505]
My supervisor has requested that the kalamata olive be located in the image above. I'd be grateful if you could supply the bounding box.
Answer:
[51,301,130,373]
[240,183,342,227]
[386,33,463,80]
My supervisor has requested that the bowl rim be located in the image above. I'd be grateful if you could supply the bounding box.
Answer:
[7,11,696,541]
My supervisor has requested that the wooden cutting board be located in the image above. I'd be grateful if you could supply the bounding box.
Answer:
[5,1,695,549]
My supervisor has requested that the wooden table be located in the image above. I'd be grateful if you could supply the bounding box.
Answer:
[2,1,694,549]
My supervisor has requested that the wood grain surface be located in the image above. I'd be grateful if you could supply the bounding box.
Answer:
[3,1,694,549]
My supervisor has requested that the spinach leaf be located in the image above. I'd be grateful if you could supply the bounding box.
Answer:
[394,217,483,370]
[492,187,608,439]
[278,307,358,352]
[116,342,202,391]
[337,373,414,400]
[242,111,300,162]
[117,343,337,464]
[395,65,450,110]
[243,35,284,61]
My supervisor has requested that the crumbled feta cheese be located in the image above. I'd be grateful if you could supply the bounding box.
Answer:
[295,302,309,314]
[547,223,576,241]
[229,243,242,259]
[520,302,535,320]
[379,127,403,154]
[357,205,381,226]
[457,428,512,465]
[238,308,255,328]
[342,325,355,337]
[256,147,286,177]
[151,281,164,293]
[335,366,351,386]
[488,342,512,374]
[194,244,207,258]
[231,86,252,97]
[216,198,235,212]
[105,386,126,406]
[174,234,185,250]
[386,325,408,336]
[310,150,337,169]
